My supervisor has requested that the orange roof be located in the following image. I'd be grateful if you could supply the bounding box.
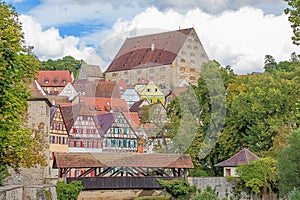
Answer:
[123,112,141,131]
[37,70,73,87]
[80,97,129,114]
[106,28,193,73]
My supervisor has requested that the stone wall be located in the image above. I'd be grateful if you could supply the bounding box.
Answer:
[0,185,57,200]
[188,177,234,199]
[0,185,22,200]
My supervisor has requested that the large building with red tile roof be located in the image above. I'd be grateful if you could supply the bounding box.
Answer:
[105,28,208,89]
[37,70,74,95]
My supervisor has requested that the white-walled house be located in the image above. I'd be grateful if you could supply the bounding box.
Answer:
[121,87,141,108]
[215,148,259,177]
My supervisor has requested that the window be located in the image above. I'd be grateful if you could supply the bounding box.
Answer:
[180,67,185,71]
[112,73,117,77]
[180,59,186,63]
[155,88,158,92]
[146,88,150,92]
[201,53,206,58]
[114,128,119,134]
[187,45,192,49]
[190,52,195,56]
[190,76,195,80]
[160,67,165,71]
[53,78,58,84]
[111,139,116,147]
[53,123,56,130]
[62,79,66,84]
[181,51,186,56]
[190,60,195,64]
[188,38,193,43]
[193,46,198,50]
[137,70,141,74]
[124,71,128,75]
[59,123,63,130]
[149,69,154,73]
[226,168,231,176]
[124,128,127,134]
[45,78,49,84]
[190,68,196,72]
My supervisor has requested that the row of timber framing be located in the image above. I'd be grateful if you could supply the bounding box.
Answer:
[53,152,194,190]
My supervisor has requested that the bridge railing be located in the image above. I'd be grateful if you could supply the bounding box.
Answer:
[67,176,183,190]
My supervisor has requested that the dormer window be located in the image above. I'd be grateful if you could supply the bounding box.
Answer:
[45,78,49,84]
[53,77,58,84]
[62,79,66,84]
[147,88,150,92]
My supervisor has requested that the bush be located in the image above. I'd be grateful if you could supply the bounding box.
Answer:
[193,186,218,200]
[56,180,83,200]
[157,179,196,199]
[288,187,300,200]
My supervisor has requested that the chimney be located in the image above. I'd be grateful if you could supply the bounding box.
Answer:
[151,43,155,51]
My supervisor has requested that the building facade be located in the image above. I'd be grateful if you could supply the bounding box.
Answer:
[105,28,208,89]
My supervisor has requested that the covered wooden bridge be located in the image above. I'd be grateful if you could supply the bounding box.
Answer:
[53,152,193,190]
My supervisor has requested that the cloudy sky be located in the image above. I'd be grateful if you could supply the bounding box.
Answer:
[6,0,299,74]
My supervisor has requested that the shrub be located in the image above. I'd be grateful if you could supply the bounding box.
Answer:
[56,180,83,200]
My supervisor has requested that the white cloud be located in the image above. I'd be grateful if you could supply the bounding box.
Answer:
[19,15,107,69]
[19,6,298,74]
[89,7,298,74]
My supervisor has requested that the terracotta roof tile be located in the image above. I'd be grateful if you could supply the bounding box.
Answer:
[37,70,74,87]
[80,97,129,113]
[106,28,193,73]
[54,152,194,169]
[215,148,259,167]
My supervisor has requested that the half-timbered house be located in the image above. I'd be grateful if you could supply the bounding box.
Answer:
[60,103,103,153]
[95,112,139,152]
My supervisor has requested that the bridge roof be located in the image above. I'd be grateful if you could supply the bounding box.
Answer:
[53,152,194,169]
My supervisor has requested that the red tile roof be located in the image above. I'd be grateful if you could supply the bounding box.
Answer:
[215,148,259,167]
[106,28,193,73]
[74,79,120,98]
[53,152,194,169]
[80,97,129,114]
[37,70,74,87]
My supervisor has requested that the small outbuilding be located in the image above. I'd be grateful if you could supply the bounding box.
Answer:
[215,148,259,177]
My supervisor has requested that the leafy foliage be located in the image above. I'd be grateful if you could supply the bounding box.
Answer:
[0,164,8,186]
[284,0,300,45]
[277,129,300,197]
[40,55,83,78]
[288,187,300,200]
[56,181,83,200]
[0,1,46,170]
[157,179,196,199]
[237,157,277,196]
[193,186,218,200]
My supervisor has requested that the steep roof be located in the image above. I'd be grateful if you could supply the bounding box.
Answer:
[74,79,120,98]
[94,113,119,133]
[37,70,74,87]
[78,63,102,79]
[106,28,193,73]
[129,99,149,112]
[53,152,194,169]
[50,106,59,123]
[215,148,260,167]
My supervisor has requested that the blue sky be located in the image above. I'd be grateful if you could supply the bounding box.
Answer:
[5,0,299,74]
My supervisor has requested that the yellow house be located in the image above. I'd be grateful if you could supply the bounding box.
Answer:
[139,81,165,105]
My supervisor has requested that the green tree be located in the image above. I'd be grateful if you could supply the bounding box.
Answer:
[237,157,277,199]
[40,55,83,78]
[56,181,83,200]
[0,1,46,171]
[277,129,300,197]
[284,0,300,45]
[264,55,277,73]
